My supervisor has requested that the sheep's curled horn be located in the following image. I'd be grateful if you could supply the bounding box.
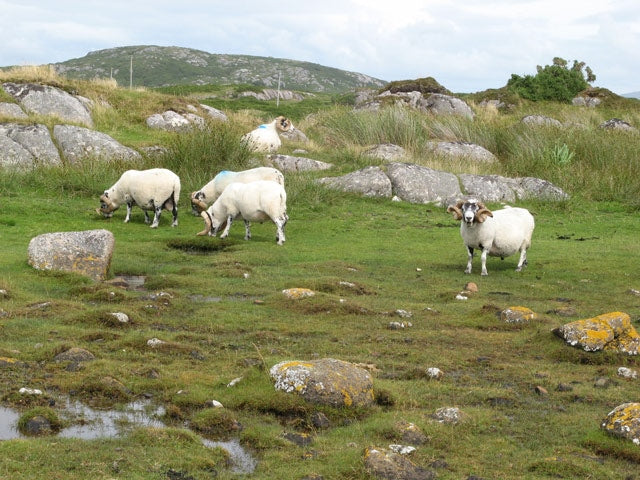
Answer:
[190,191,208,213]
[197,210,212,236]
[446,201,464,220]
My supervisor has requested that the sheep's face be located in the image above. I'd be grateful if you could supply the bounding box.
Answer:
[461,199,492,225]
[275,116,293,132]
[97,192,116,218]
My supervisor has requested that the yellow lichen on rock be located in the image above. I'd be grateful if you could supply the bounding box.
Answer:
[281,288,315,299]
[556,312,640,355]
[601,402,640,445]
[501,306,536,323]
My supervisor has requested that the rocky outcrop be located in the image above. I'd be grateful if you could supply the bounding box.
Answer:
[426,141,497,163]
[53,125,141,164]
[356,89,474,118]
[599,118,636,131]
[318,166,393,198]
[266,154,333,172]
[553,312,640,355]
[521,115,562,127]
[319,162,569,206]
[363,143,406,161]
[364,447,435,480]
[27,229,115,281]
[270,358,374,407]
[2,82,94,127]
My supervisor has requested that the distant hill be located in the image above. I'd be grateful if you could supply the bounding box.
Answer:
[51,45,387,93]
[621,91,640,99]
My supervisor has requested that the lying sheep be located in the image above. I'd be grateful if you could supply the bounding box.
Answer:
[97,168,181,228]
[447,199,534,275]
[197,180,288,245]
[241,116,294,153]
[190,166,284,214]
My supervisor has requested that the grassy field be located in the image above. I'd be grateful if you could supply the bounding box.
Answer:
[0,68,639,479]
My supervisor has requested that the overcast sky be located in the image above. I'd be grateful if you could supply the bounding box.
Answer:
[2,0,638,94]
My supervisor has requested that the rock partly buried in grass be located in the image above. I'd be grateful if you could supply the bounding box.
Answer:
[364,446,436,480]
[281,288,315,299]
[270,358,374,407]
[500,306,537,324]
[27,229,115,281]
[553,312,640,355]
[601,402,640,445]
[54,347,95,363]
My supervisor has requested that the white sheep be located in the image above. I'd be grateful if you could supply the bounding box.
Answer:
[190,166,284,214]
[447,199,534,275]
[241,116,294,153]
[97,168,181,228]
[196,180,288,245]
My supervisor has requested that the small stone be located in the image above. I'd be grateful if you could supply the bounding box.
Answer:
[147,338,165,347]
[19,387,43,395]
[456,294,468,301]
[395,309,412,318]
[426,367,443,379]
[227,377,242,388]
[464,282,478,293]
[617,367,638,379]
[110,312,129,323]
[501,306,536,323]
[534,386,548,396]
[206,400,224,408]
[389,444,416,455]
[556,383,573,392]
[282,288,315,299]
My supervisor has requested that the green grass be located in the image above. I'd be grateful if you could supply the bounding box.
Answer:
[0,69,639,479]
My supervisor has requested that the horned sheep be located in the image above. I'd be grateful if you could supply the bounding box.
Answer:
[241,116,294,153]
[190,167,284,214]
[197,180,288,245]
[97,168,181,228]
[447,199,534,275]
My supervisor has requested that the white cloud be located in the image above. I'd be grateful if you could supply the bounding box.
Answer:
[0,0,638,93]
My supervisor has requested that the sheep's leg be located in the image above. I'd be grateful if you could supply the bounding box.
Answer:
[150,203,162,228]
[168,196,178,227]
[243,220,252,240]
[515,248,528,272]
[274,216,286,245]
[465,247,474,274]
[220,215,233,239]
[125,202,134,223]
[143,211,151,224]
[480,248,489,276]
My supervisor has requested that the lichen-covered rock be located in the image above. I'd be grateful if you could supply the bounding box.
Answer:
[53,125,141,164]
[601,402,640,445]
[554,312,640,355]
[28,229,115,281]
[501,306,536,324]
[364,446,435,480]
[2,82,93,127]
[282,288,315,299]
[386,162,461,206]
[318,166,392,198]
[266,154,333,172]
[270,358,374,407]
[431,407,464,424]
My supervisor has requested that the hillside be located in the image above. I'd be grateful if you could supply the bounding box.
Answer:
[52,45,386,93]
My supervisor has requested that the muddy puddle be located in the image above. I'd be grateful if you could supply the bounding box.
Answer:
[0,399,256,474]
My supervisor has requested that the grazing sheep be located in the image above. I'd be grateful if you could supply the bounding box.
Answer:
[197,180,288,245]
[190,166,284,214]
[97,168,181,228]
[241,116,294,153]
[447,199,534,275]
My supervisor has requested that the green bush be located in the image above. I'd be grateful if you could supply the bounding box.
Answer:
[507,58,592,102]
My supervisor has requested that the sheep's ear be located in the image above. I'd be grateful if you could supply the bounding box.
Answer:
[476,208,493,223]
[447,205,463,220]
